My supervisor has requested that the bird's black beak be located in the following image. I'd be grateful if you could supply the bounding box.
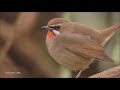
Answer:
[41,26,48,29]
[41,26,53,30]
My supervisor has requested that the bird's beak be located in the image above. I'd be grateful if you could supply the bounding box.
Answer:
[41,26,49,29]
[41,26,53,30]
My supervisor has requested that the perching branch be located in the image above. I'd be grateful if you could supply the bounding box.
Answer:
[89,66,120,78]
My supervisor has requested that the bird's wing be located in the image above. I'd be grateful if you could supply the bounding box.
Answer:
[58,33,113,62]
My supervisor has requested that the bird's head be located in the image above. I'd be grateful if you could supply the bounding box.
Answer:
[42,18,69,39]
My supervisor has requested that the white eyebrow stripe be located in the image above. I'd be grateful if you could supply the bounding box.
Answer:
[51,23,63,27]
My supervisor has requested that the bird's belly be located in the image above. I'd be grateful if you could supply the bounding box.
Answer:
[49,47,93,71]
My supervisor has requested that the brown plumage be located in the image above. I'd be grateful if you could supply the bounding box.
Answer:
[42,18,120,76]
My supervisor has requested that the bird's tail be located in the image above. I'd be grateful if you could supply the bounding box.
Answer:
[100,23,120,46]
[96,55,114,63]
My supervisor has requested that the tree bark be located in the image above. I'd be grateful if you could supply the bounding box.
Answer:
[89,66,120,78]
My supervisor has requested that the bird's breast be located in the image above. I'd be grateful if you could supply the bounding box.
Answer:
[48,43,93,71]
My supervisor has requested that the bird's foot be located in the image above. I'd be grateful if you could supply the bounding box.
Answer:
[75,71,82,78]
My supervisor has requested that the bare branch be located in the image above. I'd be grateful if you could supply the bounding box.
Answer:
[89,66,120,78]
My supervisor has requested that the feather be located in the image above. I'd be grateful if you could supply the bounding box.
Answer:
[60,33,113,62]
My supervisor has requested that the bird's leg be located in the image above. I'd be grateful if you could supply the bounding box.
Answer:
[75,71,82,78]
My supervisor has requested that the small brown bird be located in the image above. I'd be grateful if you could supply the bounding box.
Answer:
[42,18,120,78]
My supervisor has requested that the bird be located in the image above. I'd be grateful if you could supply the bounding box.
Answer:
[42,18,120,78]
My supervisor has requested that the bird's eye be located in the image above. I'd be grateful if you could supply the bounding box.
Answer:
[50,26,61,31]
